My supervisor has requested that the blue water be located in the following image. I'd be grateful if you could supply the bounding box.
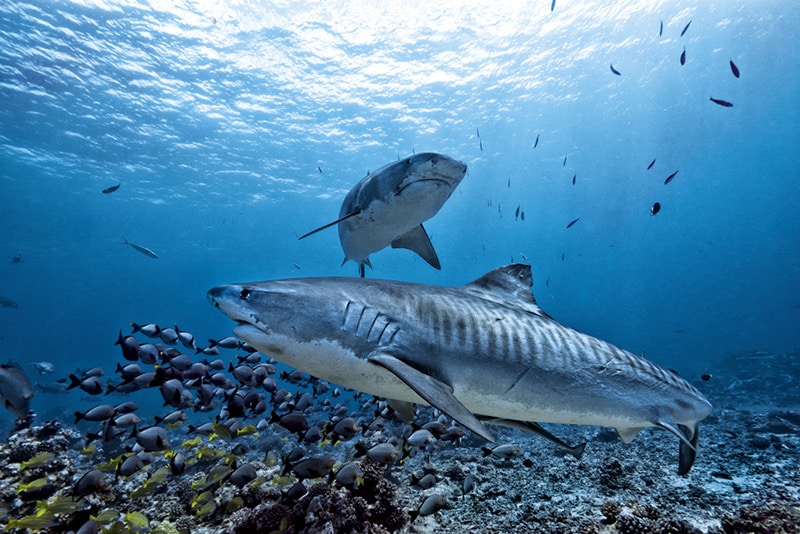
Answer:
[1,0,798,421]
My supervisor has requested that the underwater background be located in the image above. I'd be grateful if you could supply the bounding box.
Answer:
[0,0,799,532]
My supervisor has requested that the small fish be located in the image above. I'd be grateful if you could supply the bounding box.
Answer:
[563,154,567,166]
[650,202,661,216]
[121,238,158,259]
[701,374,712,382]
[481,443,523,459]
[30,361,54,374]
[533,133,539,148]
[409,494,446,522]
[521,211,525,221]
[730,60,740,78]
[515,205,520,220]
[9,253,22,264]
[0,362,35,418]
[664,170,679,185]
[317,165,323,174]
[680,47,686,65]
[710,97,733,107]
[571,174,576,185]
[4,510,55,531]
[102,183,120,194]
[659,20,663,37]
[507,177,511,188]
[0,296,19,309]
[479,139,483,152]
[550,0,556,12]
[73,469,106,498]
[610,64,621,76]
[20,452,55,471]
[680,20,691,37]
[476,127,481,138]
[647,158,656,170]
[566,217,580,229]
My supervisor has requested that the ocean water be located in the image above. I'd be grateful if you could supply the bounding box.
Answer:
[0,0,798,488]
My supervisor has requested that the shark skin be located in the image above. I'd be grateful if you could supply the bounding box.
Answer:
[299,153,467,277]
[207,264,713,474]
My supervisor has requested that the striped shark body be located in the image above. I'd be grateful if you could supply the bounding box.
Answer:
[207,263,712,473]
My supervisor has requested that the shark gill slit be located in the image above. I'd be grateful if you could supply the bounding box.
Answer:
[342,301,353,329]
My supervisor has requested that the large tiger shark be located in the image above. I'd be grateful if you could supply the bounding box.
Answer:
[299,152,467,277]
[207,263,713,474]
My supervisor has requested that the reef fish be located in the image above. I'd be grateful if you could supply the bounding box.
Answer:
[299,153,467,277]
[208,264,714,474]
[121,238,158,259]
[0,362,35,418]
[710,97,734,108]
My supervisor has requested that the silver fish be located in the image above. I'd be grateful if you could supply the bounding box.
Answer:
[121,238,158,259]
[209,264,713,474]
[0,362,35,418]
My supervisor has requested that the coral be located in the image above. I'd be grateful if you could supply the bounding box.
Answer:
[653,518,703,534]
[172,515,195,534]
[721,501,800,533]
[616,513,654,534]
[601,501,621,524]
[633,503,662,521]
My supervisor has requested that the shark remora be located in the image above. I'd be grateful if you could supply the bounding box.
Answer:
[208,264,712,473]
[299,153,467,277]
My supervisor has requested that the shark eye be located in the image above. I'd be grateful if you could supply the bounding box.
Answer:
[239,289,251,300]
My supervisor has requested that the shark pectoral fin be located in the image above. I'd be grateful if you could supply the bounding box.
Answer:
[615,426,643,444]
[388,399,415,422]
[299,210,362,240]
[479,417,586,459]
[390,225,441,270]
[368,352,494,443]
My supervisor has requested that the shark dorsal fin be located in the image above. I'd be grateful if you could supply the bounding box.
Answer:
[463,263,551,318]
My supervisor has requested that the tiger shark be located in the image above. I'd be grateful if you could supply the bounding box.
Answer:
[207,263,713,474]
[299,153,467,277]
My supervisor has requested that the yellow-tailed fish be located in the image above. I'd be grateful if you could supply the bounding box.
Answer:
[4,510,55,531]
[20,452,55,471]
[17,477,50,494]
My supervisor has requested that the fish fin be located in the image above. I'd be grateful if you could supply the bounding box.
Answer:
[367,351,495,443]
[388,399,415,422]
[479,417,586,459]
[653,420,696,451]
[615,426,643,444]
[463,264,552,318]
[390,225,440,269]
[299,210,362,240]
[653,421,699,474]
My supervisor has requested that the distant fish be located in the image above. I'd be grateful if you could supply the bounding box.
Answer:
[566,217,580,229]
[647,158,656,170]
[476,128,481,138]
[572,174,576,185]
[533,133,539,148]
[479,139,483,152]
[650,202,661,216]
[551,0,556,12]
[521,211,525,221]
[10,254,22,264]
[659,20,663,37]
[515,205,520,220]
[121,238,158,259]
[30,361,54,375]
[507,177,511,188]
[610,64,621,76]
[700,374,712,382]
[680,20,691,37]
[664,170,679,185]
[680,47,686,66]
[102,183,121,194]
[317,166,323,174]
[730,60,740,78]
[563,154,567,166]
[0,296,19,309]
[709,97,734,108]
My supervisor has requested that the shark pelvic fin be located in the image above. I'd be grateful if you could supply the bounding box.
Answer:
[653,421,699,475]
[299,209,362,240]
[390,225,440,269]
[368,351,495,443]
[479,417,586,459]
[615,426,643,444]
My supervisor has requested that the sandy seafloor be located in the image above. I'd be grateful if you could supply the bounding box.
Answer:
[1,348,798,533]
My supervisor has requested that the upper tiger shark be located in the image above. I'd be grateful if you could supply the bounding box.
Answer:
[299,152,467,277]
[208,263,713,474]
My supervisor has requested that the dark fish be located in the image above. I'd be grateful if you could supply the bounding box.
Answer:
[409,494,446,522]
[317,165,323,174]
[680,20,691,37]
[680,47,686,66]
[551,0,555,12]
[533,133,539,148]
[73,469,106,498]
[730,60,740,78]
[515,205,520,220]
[647,158,656,170]
[610,64,621,76]
[0,363,35,418]
[476,127,480,138]
[563,154,567,166]
[10,254,23,264]
[664,170,679,185]
[479,139,483,152]
[701,374,712,382]
[121,239,158,259]
[571,174,576,185]
[507,177,510,188]
[0,297,18,309]
[520,211,525,221]
[650,202,661,216]
[659,20,663,37]
[710,96,733,107]
[566,217,580,229]
[102,183,120,194]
